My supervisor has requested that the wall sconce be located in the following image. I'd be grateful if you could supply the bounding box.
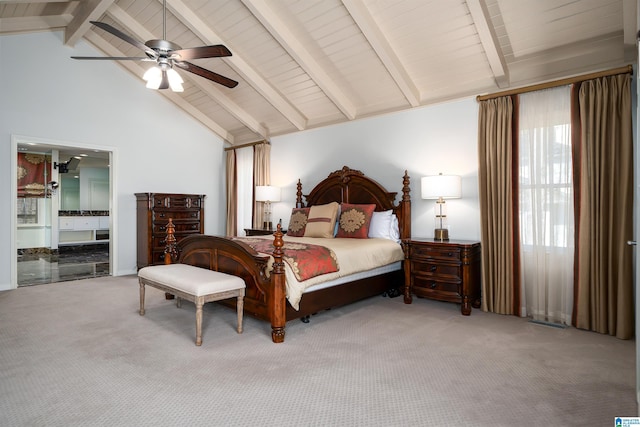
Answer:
[46,181,59,197]
[255,185,281,230]
[421,173,462,241]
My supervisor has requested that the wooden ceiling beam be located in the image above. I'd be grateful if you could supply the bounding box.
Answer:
[64,0,114,46]
[166,0,307,131]
[342,0,420,107]
[241,0,357,120]
[0,14,71,34]
[466,0,509,88]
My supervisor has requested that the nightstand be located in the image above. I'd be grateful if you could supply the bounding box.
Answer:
[244,228,286,236]
[407,238,481,315]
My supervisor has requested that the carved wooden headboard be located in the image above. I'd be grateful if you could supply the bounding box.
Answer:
[295,166,411,240]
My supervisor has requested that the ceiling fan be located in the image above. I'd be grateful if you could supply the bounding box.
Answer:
[71,0,238,91]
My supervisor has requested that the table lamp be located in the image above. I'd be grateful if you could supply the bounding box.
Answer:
[421,174,462,241]
[255,185,281,230]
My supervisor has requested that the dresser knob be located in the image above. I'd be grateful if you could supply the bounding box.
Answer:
[447,252,453,256]
[430,266,437,272]
[430,282,437,289]
[159,213,165,218]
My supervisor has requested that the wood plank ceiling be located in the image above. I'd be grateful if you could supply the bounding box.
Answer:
[1,0,636,146]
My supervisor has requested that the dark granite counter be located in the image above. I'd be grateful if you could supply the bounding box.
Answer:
[58,210,109,216]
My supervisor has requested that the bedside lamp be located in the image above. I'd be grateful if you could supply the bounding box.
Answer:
[255,185,281,230]
[421,174,462,241]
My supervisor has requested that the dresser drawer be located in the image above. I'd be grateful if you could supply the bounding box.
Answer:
[411,260,460,279]
[410,244,461,261]
[152,221,201,235]
[153,195,203,209]
[412,276,460,299]
[153,210,201,221]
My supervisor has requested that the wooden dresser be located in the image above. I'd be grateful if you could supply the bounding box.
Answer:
[407,238,481,315]
[135,193,205,269]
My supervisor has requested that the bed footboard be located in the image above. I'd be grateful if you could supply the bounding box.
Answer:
[164,219,288,343]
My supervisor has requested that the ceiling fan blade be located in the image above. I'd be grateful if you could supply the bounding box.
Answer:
[71,56,151,61]
[175,61,238,88]
[90,21,155,57]
[158,70,170,90]
[171,45,232,60]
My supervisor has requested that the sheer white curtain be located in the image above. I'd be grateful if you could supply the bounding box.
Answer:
[235,147,254,236]
[518,86,574,325]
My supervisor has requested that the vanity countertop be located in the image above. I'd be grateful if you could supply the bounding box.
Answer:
[59,210,109,217]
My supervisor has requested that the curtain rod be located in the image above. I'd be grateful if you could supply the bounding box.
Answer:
[476,65,633,101]
[224,140,269,151]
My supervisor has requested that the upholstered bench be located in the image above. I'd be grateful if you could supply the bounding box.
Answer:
[138,264,246,346]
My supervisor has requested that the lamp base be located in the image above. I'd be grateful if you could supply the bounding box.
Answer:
[434,228,449,241]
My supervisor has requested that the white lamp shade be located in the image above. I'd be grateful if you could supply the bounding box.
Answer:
[421,174,462,199]
[255,185,281,202]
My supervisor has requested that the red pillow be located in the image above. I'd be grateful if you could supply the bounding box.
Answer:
[336,203,376,238]
[287,207,310,237]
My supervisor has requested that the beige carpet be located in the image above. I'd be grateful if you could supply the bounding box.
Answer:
[0,275,636,426]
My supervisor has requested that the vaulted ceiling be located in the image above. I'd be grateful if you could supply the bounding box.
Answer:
[1,0,636,146]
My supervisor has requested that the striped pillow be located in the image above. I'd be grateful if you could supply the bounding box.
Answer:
[303,202,339,238]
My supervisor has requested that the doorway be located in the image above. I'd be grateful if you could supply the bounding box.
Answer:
[11,135,116,288]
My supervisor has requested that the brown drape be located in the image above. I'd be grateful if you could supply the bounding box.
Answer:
[477,96,518,314]
[252,143,271,229]
[574,74,634,339]
[225,150,237,236]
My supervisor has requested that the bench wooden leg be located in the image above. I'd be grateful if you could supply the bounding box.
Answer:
[195,298,204,346]
[237,295,244,334]
[139,281,146,316]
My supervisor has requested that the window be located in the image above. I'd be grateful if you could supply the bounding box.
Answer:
[17,198,39,225]
[518,86,574,325]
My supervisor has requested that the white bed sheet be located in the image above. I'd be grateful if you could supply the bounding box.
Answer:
[252,235,404,310]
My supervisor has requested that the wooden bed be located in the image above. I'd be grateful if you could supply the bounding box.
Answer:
[164,166,411,343]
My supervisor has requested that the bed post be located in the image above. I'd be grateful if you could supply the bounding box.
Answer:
[163,218,177,265]
[296,179,303,208]
[270,224,287,343]
[400,170,411,239]
[400,171,412,304]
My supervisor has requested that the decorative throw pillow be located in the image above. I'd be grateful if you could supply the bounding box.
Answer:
[303,202,339,238]
[336,203,376,238]
[287,207,310,237]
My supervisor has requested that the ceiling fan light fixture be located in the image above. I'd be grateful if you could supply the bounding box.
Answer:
[143,66,162,89]
[167,68,184,92]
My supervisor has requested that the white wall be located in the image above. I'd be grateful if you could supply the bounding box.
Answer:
[0,31,227,290]
[270,98,481,241]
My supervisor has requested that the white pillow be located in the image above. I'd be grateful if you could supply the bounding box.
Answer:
[390,214,401,243]
[368,210,393,239]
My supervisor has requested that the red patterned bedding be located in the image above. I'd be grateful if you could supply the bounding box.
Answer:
[232,237,339,281]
